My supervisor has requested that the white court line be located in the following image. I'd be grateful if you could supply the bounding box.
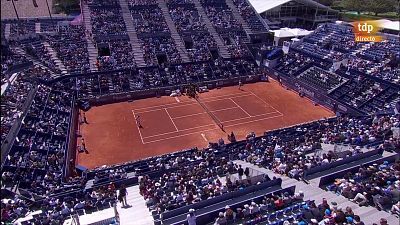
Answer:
[132,93,253,112]
[201,133,208,142]
[229,98,252,117]
[141,110,279,140]
[248,91,284,116]
[220,111,280,123]
[131,111,145,144]
[132,99,194,113]
[170,106,240,120]
[135,95,253,114]
[142,114,284,144]
[143,127,217,144]
[135,91,284,144]
[142,111,278,139]
[211,106,240,113]
[164,108,178,131]
[141,123,216,139]
[224,114,283,128]
[175,97,180,102]
[198,92,253,101]
[135,102,195,114]
[171,111,207,119]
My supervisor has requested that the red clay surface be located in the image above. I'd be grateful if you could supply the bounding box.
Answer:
[77,81,334,169]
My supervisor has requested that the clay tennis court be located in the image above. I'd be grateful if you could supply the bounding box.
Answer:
[77,81,334,169]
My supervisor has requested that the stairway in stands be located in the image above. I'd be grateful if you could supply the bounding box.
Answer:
[157,0,191,63]
[35,22,41,33]
[43,41,69,75]
[81,1,99,72]
[225,0,251,43]
[4,24,11,40]
[118,0,147,67]
[193,0,230,59]
[13,47,60,79]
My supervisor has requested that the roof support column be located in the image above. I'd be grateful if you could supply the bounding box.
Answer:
[313,5,318,29]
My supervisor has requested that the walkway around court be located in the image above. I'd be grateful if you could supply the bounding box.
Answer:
[63,185,153,225]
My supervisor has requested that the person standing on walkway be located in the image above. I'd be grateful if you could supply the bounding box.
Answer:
[187,209,196,225]
[238,165,244,180]
[118,184,128,207]
[83,112,89,124]
[277,74,282,85]
[244,167,250,178]
[81,137,87,152]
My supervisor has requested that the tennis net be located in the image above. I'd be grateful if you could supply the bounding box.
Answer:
[195,96,225,132]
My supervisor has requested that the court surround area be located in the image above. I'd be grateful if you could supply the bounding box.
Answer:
[77,81,334,169]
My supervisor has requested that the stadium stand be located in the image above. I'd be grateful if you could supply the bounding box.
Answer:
[270,23,399,115]
[39,24,90,75]
[1,1,399,225]
[326,161,399,212]
[2,112,399,224]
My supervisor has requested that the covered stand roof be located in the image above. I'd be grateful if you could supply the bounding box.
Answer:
[375,19,400,32]
[272,27,312,38]
[248,0,335,14]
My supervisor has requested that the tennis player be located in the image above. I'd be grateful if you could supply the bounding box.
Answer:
[135,115,143,128]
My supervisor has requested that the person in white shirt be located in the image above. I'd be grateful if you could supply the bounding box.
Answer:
[74,201,85,210]
[187,209,196,225]
[175,193,183,202]
[249,202,260,215]
[214,212,227,225]
[61,206,71,215]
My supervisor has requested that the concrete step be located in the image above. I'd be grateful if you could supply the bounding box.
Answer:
[158,0,190,62]
[225,0,252,35]
[81,2,98,72]
[35,23,41,33]
[43,41,69,74]
[193,0,230,58]
[81,3,94,33]
[119,0,145,66]
[13,47,60,78]
[5,24,11,40]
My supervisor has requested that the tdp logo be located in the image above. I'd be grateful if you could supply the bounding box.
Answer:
[357,22,374,33]
[352,21,383,42]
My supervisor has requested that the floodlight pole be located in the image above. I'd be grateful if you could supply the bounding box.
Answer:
[45,0,55,27]
[11,0,20,21]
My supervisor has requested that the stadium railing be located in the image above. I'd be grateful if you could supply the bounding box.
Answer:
[318,153,399,188]
[159,178,282,223]
[1,86,38,169]
[303,148,384,180]
[161,182,293,225]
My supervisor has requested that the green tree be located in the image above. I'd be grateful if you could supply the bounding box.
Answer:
[316,0,335,6]
[340,0,366,14]
[365,0,397,16]
[54,0,79,14]
[331,1,344,11]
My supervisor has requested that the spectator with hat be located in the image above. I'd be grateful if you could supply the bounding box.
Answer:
[214,212,227,225]
[187,208,196,225]
[224,205,235,222]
